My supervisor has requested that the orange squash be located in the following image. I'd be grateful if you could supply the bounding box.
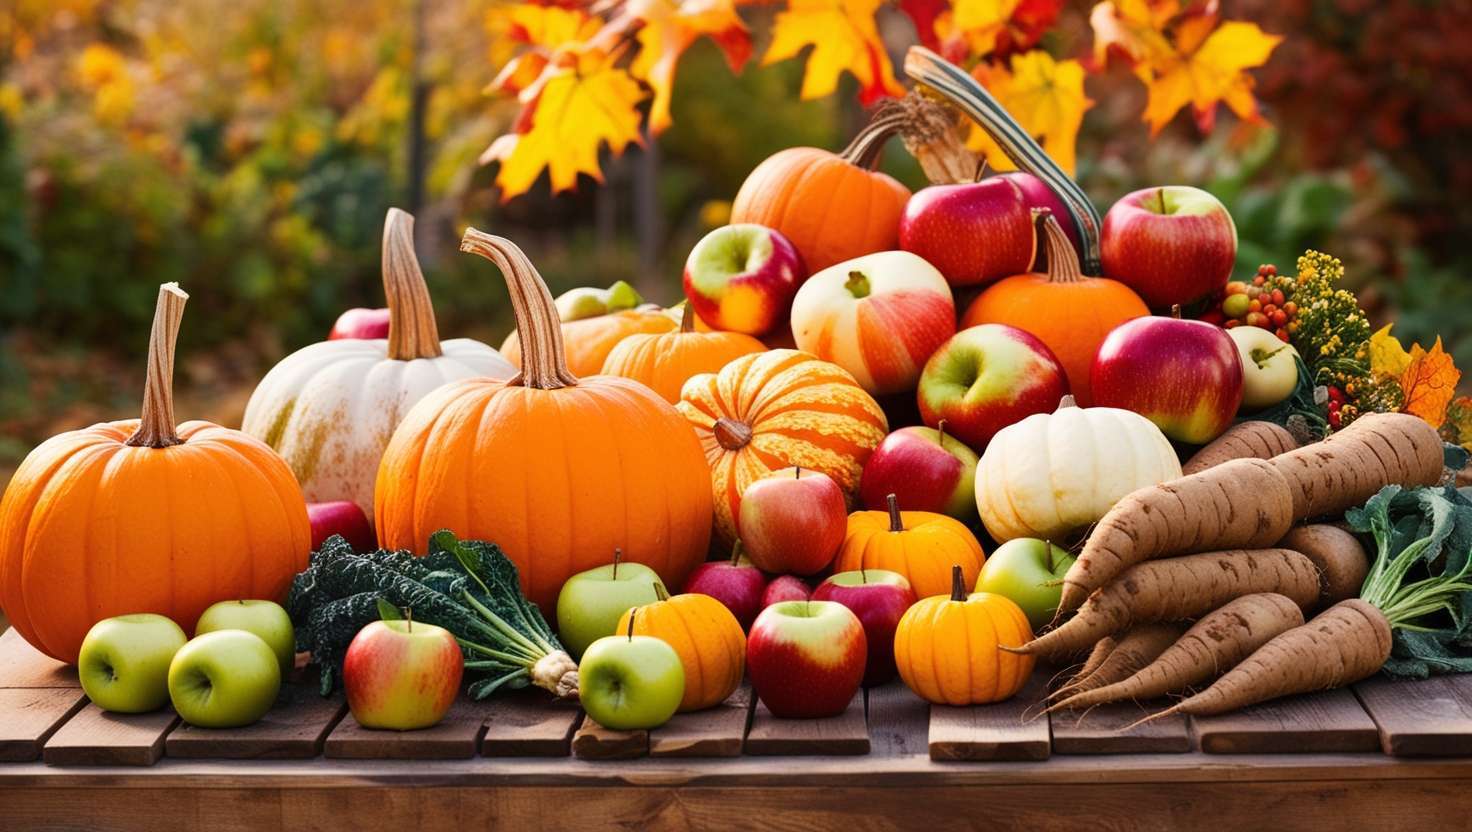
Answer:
[895,565,1035,705]
[677,349,888,543]
[617,586,745,712]
[502,307,676,377]
[833,495,986,599]
[730,111,912,272]
[0,285,310,663]
[376,231,714,615]
[962,211,1148,405]
[600,305,766,403]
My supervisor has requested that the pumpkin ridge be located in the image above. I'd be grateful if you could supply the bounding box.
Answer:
[29,440,117,658]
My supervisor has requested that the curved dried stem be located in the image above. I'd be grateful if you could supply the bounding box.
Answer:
[460,228,577,390]
[383,208,444,360]
[125,283,189,448]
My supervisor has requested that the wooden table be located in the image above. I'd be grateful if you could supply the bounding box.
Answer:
[4,628,1472,830]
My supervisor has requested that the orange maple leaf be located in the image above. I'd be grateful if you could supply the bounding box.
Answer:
[762,0,904,105]
[966,49,1092,175]
[1399,337,1462,429]
[489,5,603,96]
[935,0,1062,60]
[616,0,752,134]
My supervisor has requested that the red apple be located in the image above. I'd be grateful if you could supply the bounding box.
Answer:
[997,172,1081,259]
[343,618,464,730]
[328,307,391,340]
[684,224,806,336]
[747,600,866,718]
[916,324,1068,452]
[308,501,376,553]
[790,250,956,394]
[1091,315,1244,444]
[762,575,812,608]
[683,543,768,630]
[859,423,979,522]
[1101,186,1237,309]
[811,569,917,687]
[899,177,1034,287]
[738,467,848,576]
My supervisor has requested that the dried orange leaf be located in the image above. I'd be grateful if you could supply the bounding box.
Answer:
[1399,337,1462,429]
[763,0,904,104]
[1139,19,1281,135]
[622,0,751,134]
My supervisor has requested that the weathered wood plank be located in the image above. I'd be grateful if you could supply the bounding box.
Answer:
[42,704,177,766]
[572,716,648,760]
[1356,674,1472,757]
[0,629,77,689]
[929,672,1049,761]
[166,685,345,760]
[0,689,87,762]
[648,685,753,758]
[479,690,581,757]
[1193,688,1379,754]
[745,690,869,755]
[865,681,929,757]
[1051,701,1191,754]
[323,699,488,760]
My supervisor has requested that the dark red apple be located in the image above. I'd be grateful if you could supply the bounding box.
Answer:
[308,501,376,553]
[762,575,811,608]
[996,172,1081,259]
[899,177,1034,287]
[328,307,391,340]
[1101,186,1237,309]
[916,324,1069,452]
[683,544,768,630]
[747,600,867,718]
[859,423,980,522]
[811,569,917,687]
[1091,315,1244,444]
[739,467,847,576]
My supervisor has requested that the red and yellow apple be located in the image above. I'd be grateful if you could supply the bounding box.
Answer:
[859,424,979,522]
[899,177,1035,287]
[917,324,1068,452]
[1091,315,1245,444]
[811,569,916,687]
[999,172,1081,258]
[683,224,806,336]
[1101,186,1237,309]
[747,600,866,718]
[738,467,847,576]
[342,619,464,731]
[790,250,956,395]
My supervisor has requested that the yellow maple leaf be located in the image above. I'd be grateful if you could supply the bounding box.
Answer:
[1399,337,1462,429]
[966,50,1092,175]
[1089,0,1177,67]
[763,0,904,104]
[488,5,603,95]
[482,50,647,200]
[1369,324,1413,379]
[1138,19,1281,135]
[621,0,751,134]
[942,0,1020,58]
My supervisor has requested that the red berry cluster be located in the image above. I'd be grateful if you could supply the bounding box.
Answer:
[1216,265,1298,342]
[1326,385,1346,431]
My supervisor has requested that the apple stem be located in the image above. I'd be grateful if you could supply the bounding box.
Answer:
[382,207,444,360]
[1044,540,1054,573]
[653,582,670,602]
[972,157,989,183]
[794,466,801,479]
[626,609,636,641]
[406,606,413,633]
[460,228,578,390]
[1033,209,1086,282]
[679,301,696,334]
[713,417,753,451]
[613,547,622,580]
[1170,304,1183,320]
[844,270,872,299]
[124,283,188,449]
[950,565,966,602]
[886,493,904,533]
[730,539,744,567]
[937,420,949,448]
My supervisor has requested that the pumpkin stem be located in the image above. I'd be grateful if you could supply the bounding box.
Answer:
[950,564,966,602]
[886,493,904,533]
[714,417,753,450]
[460,228,578,390]
[1057,395,1077,410]
[612,547,622,580]
[679,302,697,333]
[1034,209,1085,283]
[653,582,670,602]
[874,91,978,185]
[1170,304,1183,320]
[839,110,911,170]
[125,283,189,449]
[383,208,444,360]
[626,609,636,641]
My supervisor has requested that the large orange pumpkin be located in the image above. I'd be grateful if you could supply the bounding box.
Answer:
[617,587,745,712]
[833,495,986,599]
[600,304,766,403]
[730,111,912,272]
[501,307,675,377]
[0,284,310,663]
[376,231,714,615]
[962,211,1148,405]
[895,565,1035,705]
[677,349,888,543]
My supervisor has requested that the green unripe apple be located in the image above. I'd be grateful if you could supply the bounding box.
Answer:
[78,614,188,714]
[195,599,295,672]
[556,556,666,659]
[974,538,1076,631]
[168,630,281,728]
[577,631,684,730]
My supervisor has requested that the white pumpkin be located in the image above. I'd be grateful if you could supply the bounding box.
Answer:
[242,208,513,521]
[975,397,1182,543]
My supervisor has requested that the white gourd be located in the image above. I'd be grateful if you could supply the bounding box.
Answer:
[975,397,1181,543]
[242,208,514,521]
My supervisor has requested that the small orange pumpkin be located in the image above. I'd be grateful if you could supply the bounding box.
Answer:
[730,111,912,272]
[833,494,985,599]
[677,349,888,543]
[376,232,713,615]
[502,307,676,377]
[0,285,310,663]
[617,586,745,712]
[600,305,767,403]
[962,211,1148,405]
[895,565,1035,705]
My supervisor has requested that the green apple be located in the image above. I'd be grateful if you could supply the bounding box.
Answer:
[77,614,188,713]
[974,538,1076,630]
[1228,326,1301,410]
[168,630,281,728]
[577,633,684,730]
[195,599,295,672]
[556,557,666,659]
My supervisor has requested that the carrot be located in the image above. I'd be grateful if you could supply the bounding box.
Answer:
[1270,412,1443,521]
[1058,459,1296,614]
[1015,548,1319,661]
[1182,421,1298,475]
[1049,623,1184,701]
[1047,593,1304,713]
[1147,599,1390,719]
[1279,525,1369,604]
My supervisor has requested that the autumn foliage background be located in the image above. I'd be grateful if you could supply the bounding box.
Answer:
[3,0,1472,481]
